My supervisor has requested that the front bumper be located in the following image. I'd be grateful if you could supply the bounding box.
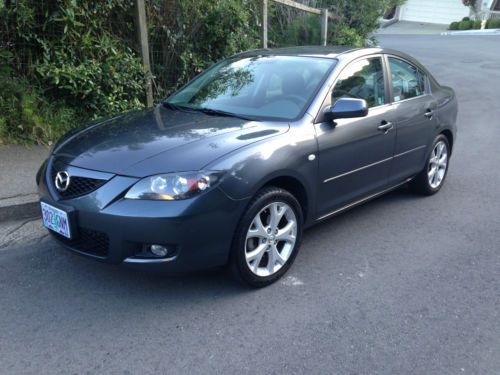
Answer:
[38,160,248,272]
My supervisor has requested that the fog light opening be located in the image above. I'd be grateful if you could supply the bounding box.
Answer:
[149,244,169,257]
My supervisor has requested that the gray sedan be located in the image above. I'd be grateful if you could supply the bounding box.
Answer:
[37,46,458,287]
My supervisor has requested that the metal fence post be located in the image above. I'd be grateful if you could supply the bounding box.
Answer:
[320,8,328,46]
[261,0,268,48]
[134,0,154,107]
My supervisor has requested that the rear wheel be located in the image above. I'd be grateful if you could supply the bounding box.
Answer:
[410,134,450,195]
[230,187,303,288]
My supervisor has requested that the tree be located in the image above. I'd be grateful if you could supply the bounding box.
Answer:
[269,0,407,47]
[322,0,407,45]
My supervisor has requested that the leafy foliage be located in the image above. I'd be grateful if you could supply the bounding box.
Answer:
[146,0,260,98]
[0,0,145,144]
[450,18,485,30]
[1,0,402,144]
[458,20,473,29]
[0,77,81,144]
[37,42,145,115]
[486,18,500,29]
[270,0,407,47]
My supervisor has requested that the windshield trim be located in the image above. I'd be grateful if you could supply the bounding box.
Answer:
[164,55,338,122]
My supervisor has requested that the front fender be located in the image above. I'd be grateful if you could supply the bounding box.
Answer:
[206,123,319,223]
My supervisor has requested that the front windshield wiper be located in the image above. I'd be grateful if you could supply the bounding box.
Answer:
[196,107,257,121]
[163,102,257,121]
[162,101,195,112]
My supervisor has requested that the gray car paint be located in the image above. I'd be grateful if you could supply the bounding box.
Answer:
[52,106,289,177]
[37,46,457,271]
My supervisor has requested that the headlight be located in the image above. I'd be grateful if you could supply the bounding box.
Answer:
[124,171,223,200]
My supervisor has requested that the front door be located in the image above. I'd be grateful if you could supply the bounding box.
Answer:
[314,56,396,219]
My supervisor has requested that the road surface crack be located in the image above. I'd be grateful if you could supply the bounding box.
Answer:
[0,218,40,249]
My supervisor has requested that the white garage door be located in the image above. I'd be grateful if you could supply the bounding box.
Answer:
[400,0,470,24]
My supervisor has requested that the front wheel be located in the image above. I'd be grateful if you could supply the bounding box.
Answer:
[410,134,450,195]
[230,187,303,288]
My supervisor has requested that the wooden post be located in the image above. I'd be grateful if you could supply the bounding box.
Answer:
[134,0,154,107]
[261,0,268,48]
[320,8,328,46]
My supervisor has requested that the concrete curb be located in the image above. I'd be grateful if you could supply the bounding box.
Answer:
[379,18,399,29]
[0,194,40,222]
[441,29,500,36]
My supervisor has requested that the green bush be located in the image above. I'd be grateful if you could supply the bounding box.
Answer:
[458,20,473,30]
[37,40,145,117]
[147,0,408,99]
[0,77,83,144]
[269,12,322,47]
[145,0,261,99]
[0,0,409,144]
[486,18,500,29]
[450,18,484,31]
[0,0,146,144]
[324,0,405,46]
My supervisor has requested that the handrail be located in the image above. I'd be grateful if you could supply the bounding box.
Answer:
[262,0,333,47]
[272,0,322,15]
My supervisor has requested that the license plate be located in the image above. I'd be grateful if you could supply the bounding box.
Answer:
[41,202,72,239]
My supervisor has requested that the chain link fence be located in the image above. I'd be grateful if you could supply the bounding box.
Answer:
[1,1,330,105]
[1,0,336,126]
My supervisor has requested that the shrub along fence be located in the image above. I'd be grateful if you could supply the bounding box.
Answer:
[449,16,500,30]
[0,0,402,144]
[146,0,332,105]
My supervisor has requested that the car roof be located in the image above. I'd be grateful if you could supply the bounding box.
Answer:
[231,46,423,64]
[230,46,433,78]
[232,46,376,59]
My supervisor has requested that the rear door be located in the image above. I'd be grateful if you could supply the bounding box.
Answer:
[386,56,438,184]
[314,56,396,219]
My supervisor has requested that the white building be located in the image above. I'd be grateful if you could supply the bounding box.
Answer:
[397,0,499,25]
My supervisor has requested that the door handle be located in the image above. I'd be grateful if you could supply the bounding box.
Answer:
[378,121,393,134]
[424,109,434,119]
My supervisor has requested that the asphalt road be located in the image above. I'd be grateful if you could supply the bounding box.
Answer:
[1,35,499,374]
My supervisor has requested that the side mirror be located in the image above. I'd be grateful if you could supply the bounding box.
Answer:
[323,98,368,122]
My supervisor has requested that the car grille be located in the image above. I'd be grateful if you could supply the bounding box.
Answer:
[51,227,109,258]
[50,161,107,199]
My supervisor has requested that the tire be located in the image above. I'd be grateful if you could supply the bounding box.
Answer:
[410,134,450,195]
[229,187,303,288]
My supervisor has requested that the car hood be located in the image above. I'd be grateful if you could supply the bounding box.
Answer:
[52,106,289,177]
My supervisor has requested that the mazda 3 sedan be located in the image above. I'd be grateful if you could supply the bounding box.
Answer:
[37,46,457,287]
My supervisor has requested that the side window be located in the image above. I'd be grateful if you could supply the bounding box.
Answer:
[332,57,386,108]
[388,57,426,102]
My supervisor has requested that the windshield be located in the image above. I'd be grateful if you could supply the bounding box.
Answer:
[166,55,336,121]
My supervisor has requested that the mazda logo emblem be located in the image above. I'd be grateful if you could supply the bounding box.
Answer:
[55,171,71,192]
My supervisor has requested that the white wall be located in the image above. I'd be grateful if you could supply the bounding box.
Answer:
[481,0,495,10]
[399,0,471,24]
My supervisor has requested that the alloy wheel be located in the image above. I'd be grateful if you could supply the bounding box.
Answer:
[245,202,297,277]
[428,140,448,189]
